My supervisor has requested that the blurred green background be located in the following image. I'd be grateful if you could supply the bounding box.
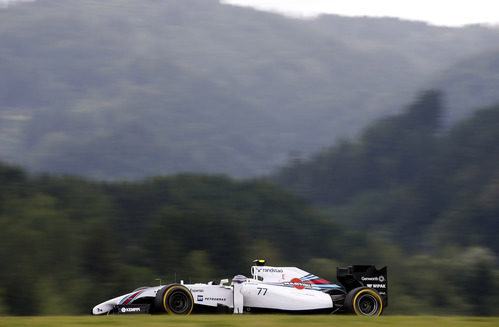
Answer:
[1,92,498,316]
[0,0,498,316]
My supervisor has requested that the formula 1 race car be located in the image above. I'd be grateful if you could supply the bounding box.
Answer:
[92,260,387,316]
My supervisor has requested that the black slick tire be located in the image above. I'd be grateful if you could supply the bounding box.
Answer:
[344,287,383,316]
[154,284,194,315]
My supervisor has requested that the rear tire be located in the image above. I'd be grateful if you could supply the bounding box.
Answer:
[344,287,383,316]
[154,284,194,315]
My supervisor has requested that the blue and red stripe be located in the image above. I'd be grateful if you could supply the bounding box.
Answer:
[119,290,145,305]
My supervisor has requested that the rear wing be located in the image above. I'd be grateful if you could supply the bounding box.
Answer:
[337,265,388,306]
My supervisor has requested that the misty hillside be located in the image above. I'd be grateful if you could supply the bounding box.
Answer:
[1,0,499,179]
[432,49,499,124]
[1,94,498,315]
[273,92,499,254]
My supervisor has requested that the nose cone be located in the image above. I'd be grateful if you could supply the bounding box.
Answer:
[92,303,111,315]
[92,305,103,315]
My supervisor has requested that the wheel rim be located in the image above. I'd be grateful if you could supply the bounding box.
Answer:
[167,290,191,314]
[356,293,379,315]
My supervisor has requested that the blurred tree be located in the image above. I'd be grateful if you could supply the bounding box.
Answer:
[182,250,215,283]
[454,247,497,316]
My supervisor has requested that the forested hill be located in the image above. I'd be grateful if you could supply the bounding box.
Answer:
[1,158,498,316]
[2,0,499,179]
[432,49,499,125]
[0,163,389,315]
[273,91,499,255]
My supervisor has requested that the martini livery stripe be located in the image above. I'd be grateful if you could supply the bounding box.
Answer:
[119,290,145,305]
[301,274,341,289]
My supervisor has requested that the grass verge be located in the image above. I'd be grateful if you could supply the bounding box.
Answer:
[1,315,498,327]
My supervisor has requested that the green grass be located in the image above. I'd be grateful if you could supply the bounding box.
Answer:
[0,315,498,327]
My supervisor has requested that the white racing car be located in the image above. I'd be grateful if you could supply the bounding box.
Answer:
[92,260,387,316]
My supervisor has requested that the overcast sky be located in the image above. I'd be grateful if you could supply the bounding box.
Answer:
[1,0,498,27]
[0,0,34,8]
[222,0,499,27]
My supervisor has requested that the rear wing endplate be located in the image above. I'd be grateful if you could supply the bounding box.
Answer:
[337,265,388,306]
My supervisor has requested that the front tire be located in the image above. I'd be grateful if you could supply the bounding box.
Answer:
[344,287,383,316]
[154,284,194,315]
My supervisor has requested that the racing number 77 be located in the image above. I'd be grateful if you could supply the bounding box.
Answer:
[257,287,268,296]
